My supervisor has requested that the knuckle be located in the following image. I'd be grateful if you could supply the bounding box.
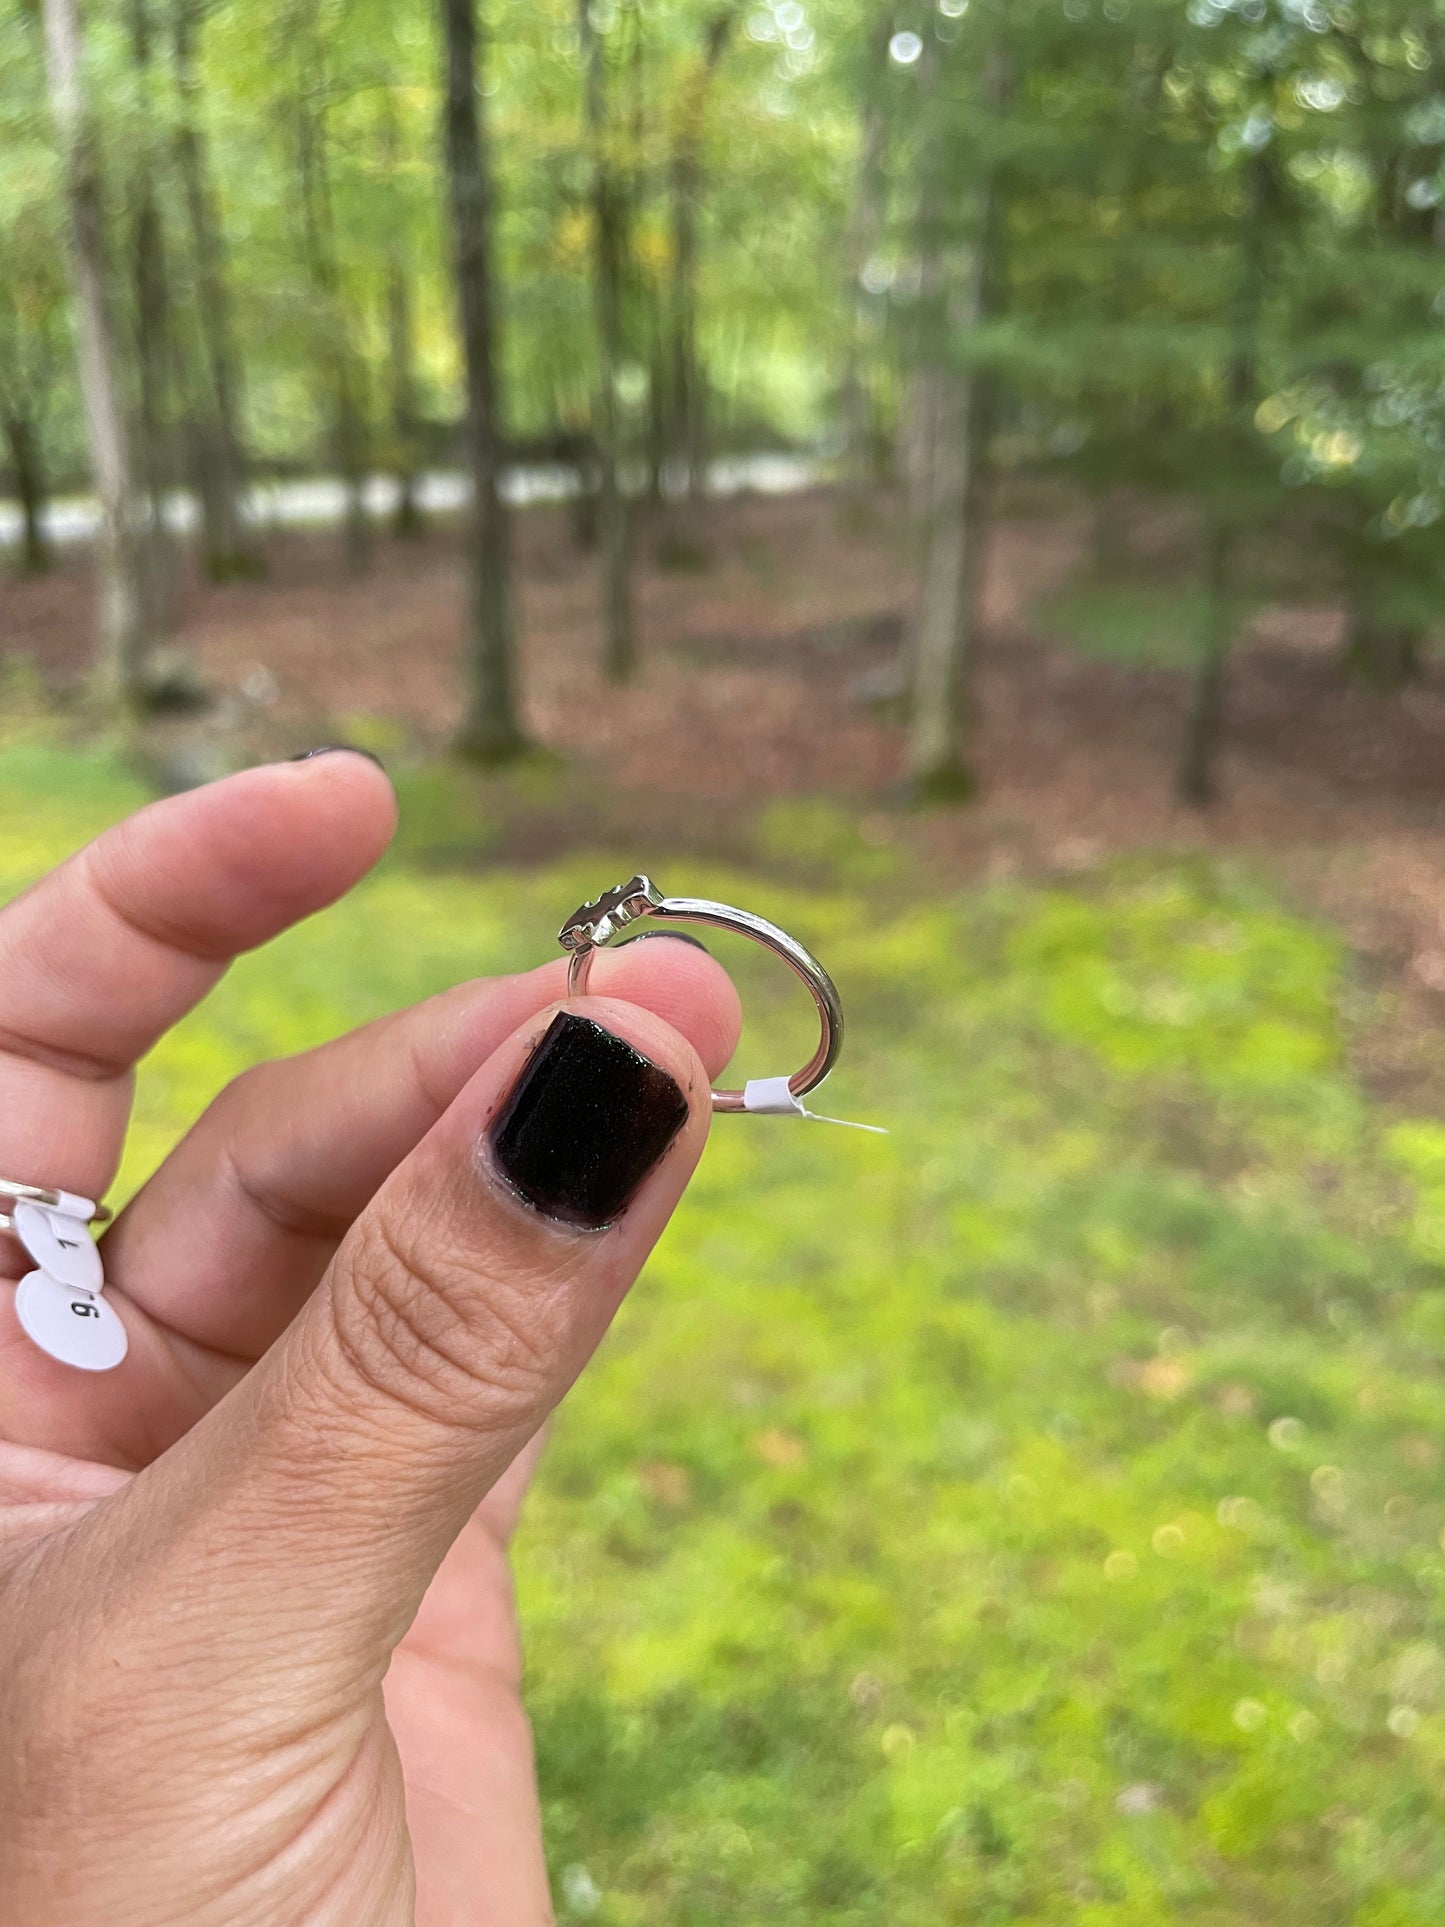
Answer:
[327,1204,569,1433]
[212,1059,272,1128]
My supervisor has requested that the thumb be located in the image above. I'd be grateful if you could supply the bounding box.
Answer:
[120,996,713,1683]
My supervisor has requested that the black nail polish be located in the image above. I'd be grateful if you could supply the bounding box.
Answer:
[618,930,711,955]
[288,745,388,772]
[488,1012,689,1230]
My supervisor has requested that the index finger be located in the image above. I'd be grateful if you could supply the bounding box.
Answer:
[0,753,397,1224]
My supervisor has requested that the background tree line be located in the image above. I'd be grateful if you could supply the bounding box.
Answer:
[1,0,1442,802]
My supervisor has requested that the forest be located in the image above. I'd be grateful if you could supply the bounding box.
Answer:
[1,0,1442,807]
[6,2,1445,1920]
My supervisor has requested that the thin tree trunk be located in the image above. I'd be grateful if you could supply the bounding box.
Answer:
[645,341,667,504]
[338,392,370,573]
[665,3,738,515]
[906,303,992,797]
[133,174,171,531]
[296,98,370,575]
[578,0,634,681]
[906,49,1006,799]
[1177,518,1231,806]
[1345,589,1422,691]
[41,0,151,702]
[901,43,943,528]
[130,0,177,632]
[441,0,526,761]
[629,0,667,510]
[840,12,891,492]
[383,92,424,539]
[4,413,51,574]
[668,163,699,502]
[1176,150,1272,808]
[386,264,423,538]
[172,0,255,577]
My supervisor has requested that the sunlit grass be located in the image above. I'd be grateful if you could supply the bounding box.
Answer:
[5,738,1445,1925]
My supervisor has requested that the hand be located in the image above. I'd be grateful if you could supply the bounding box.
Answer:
[0,753,741,1927]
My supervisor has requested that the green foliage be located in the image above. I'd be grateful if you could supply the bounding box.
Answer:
[4,0,1440,681]
[7,738,1445,1921]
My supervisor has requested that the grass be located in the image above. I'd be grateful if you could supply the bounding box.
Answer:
[5,736,1445,1925]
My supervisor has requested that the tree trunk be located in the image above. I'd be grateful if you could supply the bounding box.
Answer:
[906,50,1006,799]
[906,337,991,798]
[901,42,942,530]
[131,228,167,498]
[4,413,51,574]
[629,0,666,511]
[1345,591,1422,692]
[440,0,526,761]
[901,360,941,532]
[386,263,424,539]
[578,0,635,681]
[172,0,254,578]
[296,97,371,576]
[840,13,891,492]
[337,375,371,575]
[383,92,424,540]
[668,162,700,503]
[645,341,667,504]
[41,0,151,702]
[1176,150,1273,809]
[130,0,178,632]
[664,4,738,520]
[1177,519,1232,807]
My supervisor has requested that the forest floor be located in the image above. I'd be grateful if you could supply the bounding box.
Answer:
[5,482,1445,1107]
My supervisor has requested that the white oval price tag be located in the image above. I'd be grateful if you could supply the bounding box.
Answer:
[14,1271,128,1372]
[12,1201,104,1295]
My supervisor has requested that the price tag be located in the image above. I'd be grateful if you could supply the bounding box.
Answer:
[14,1270,128,1372]
[741,1077,887,1133]
[13,1200,104,1295]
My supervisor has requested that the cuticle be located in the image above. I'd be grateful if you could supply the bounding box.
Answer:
[473,1128,622,1236]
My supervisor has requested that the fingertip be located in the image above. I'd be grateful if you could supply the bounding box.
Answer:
[587,938,743,1083]
[218,751,398,902]
[276,747,399,854]
[95,756,398,956]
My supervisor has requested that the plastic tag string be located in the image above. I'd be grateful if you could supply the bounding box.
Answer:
[741,1076,888,1134]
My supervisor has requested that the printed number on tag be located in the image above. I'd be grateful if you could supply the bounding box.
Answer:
[14,1271,128,1372]
[12,1201,105,1295]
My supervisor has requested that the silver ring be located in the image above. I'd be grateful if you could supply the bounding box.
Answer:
[0,1179,112,1236]
[559,875,843,1114]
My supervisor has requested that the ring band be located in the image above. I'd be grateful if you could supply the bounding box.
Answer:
[0,1180,112,1236]
[559,876,843,1113]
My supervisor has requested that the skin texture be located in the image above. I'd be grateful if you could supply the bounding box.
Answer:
[0,754,743,1927]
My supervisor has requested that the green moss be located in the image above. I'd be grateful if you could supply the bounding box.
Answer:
[6,732,1445,1923]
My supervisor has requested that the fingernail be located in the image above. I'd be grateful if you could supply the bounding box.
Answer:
[488,1012,689,1230]
[288,745,388,772]
[618,930,711,955]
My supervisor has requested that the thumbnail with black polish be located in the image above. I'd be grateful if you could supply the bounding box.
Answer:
[488,1011,689,1229]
